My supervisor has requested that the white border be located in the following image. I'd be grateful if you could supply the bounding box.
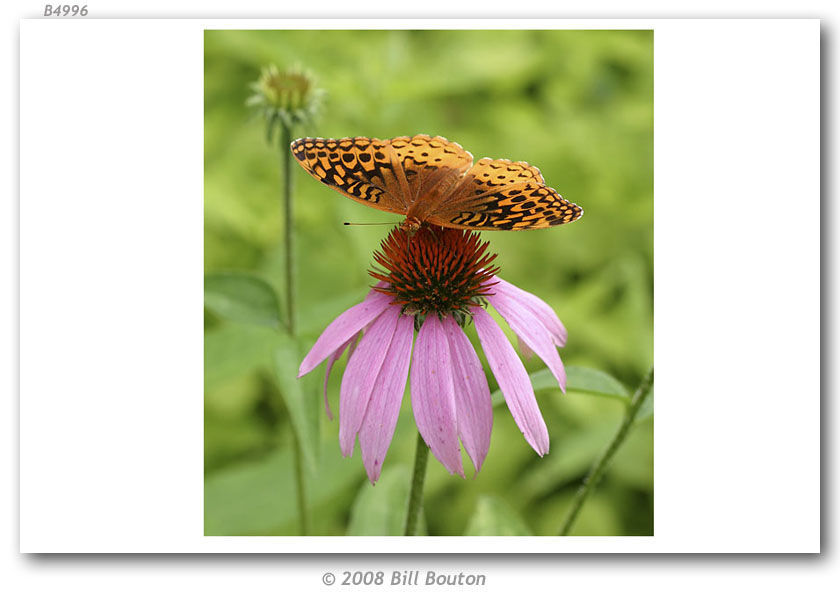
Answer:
[19,18,820,553]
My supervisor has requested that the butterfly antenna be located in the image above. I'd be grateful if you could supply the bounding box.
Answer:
[343,221,400,226]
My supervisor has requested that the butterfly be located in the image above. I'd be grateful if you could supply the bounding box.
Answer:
[290,134,582,233]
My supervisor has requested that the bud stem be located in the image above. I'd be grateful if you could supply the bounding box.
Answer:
[281,124,296,337]
[280,122,308,535]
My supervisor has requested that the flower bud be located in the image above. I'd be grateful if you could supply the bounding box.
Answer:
[247,64,324,140]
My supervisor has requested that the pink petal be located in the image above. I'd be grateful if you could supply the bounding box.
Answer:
[472,306,550,456]
[487,291,567,392]
[489,276,567,347]
[358,313,414,483]
[298,288,391,377]
[517,335,535,361]
[347,330,361,358]
[410,315,464,477]
[442,315,492,473]
[338,305,401,457]
[323,336,356,421]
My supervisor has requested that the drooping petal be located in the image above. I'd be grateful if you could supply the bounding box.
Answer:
[487,291,567,392]
[410,315,464,477]
[358,313,414,483]
[442,315,492,473]
[298,288,392,377]
[347,329,362,358]
[472,306,550,456]
[517,335,535,361]
[338,305,401,456]
[323,336,357,421]
[488,276,567,347]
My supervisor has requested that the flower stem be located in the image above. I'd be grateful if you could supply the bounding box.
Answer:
[279,123,307,534]
[281,124,295,337]
[559,367,654,536]
[404,432,429,536]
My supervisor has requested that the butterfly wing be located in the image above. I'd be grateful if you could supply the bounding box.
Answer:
[291,137,406,216]
[386,135,474,214]
[290,135,474,218]
[428,158,583,231]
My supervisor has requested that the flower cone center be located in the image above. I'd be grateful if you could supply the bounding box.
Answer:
[370,225,499,323]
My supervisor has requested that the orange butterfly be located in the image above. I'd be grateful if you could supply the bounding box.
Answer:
[290,134,582,233]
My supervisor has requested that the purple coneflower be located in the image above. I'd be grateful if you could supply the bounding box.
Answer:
[298,226,567,483]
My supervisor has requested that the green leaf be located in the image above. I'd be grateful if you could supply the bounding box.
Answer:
[273,335,319,475]
[204,324,277,391]
[204,442,362,536]
[464,496,533,536]
[492,366,630,407]
[567,365,630,399]
[347,466,411,535]
[205,272,282,328]
[636,385,653,422]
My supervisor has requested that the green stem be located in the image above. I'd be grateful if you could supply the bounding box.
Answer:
[559,367,654,536]
[292,430,309,535]
[281,124,295,337]
[404,433,429,536]
[279,124,307,534]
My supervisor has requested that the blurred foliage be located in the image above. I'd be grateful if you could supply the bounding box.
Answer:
[204,29,653,536]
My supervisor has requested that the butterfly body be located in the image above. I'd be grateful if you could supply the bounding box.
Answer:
[290,135,582,232]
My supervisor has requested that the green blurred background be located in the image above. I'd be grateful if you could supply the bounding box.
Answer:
[204,29,653,536]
